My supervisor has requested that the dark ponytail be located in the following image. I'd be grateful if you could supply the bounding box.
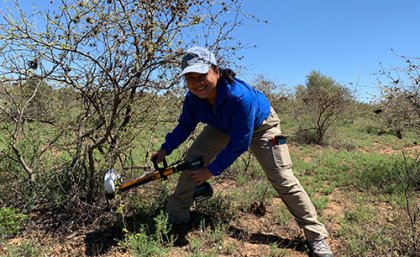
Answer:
[220,68,236,83]
[212,65,236,84]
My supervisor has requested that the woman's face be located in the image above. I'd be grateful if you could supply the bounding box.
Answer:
[184,67,219,100]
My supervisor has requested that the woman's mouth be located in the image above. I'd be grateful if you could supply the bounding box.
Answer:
[193,85,207,92]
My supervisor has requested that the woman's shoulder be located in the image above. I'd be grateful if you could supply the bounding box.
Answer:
[227,78,252,97]
[221,79,255,106]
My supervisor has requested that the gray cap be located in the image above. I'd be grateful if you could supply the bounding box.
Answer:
[180,46,217,76]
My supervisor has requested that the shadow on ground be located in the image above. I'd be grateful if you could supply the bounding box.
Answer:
[227,226,309,254]
[84,211,309,256]
[84,226,125,256]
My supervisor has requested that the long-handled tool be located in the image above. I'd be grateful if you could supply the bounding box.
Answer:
[104,156,213,201]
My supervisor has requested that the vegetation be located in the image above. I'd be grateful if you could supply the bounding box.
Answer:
[0,0,247,216]
[0,1,419,257]
[0,207,28,240]
[293,71,354,145]
[374,54,420,139]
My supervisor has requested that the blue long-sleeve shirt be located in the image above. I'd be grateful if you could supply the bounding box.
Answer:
[161,77,271,176]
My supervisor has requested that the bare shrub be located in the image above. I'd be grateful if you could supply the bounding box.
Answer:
[374,54,419,138]
[0,0,250,221]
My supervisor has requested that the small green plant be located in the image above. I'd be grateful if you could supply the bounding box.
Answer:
[118,211,173,257]
[207,223,227,252]
[0,207,28,240]
[273,205,292,226]
[312,195,329,213]
[223,241,236,255]
[3,239,44,257]
[194,193,238,224]
[120,231,166,257]
[268,242,287,257]
[232,181,275,215]
[152,211,174,245]
[189,235,205,254]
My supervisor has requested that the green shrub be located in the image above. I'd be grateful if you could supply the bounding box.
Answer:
[273,205,292,226]
[292,128,320,145]
[232,181,275,215]
[119,211,173,257]
[194,193,238,224]
[0,207,28,239]
[3,239,44,257]
[351,154,419,194]
[120,231,168,257]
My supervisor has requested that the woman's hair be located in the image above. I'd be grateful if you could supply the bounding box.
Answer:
[212,65,236,84]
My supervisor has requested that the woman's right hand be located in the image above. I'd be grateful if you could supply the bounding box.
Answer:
[151,148,167,163]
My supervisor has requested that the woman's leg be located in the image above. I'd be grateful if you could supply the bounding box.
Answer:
[250,108,329,241]
[166,125,229,224]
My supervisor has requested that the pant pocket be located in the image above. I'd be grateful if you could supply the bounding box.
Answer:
[272,141,292,167]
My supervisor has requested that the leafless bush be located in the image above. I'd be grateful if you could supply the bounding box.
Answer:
[374,54,419,138]
[0,0,250,218]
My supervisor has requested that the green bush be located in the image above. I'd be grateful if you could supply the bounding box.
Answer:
[194,193,238,224]
[3,239,44,257]
[292,128,320,145]
[0,207,28,239]
[119,211,173,257]
[351,154,419,194]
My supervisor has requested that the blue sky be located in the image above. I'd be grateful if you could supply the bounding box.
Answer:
[233,0,420,102]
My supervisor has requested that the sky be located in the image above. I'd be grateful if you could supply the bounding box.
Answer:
[0,0,419,102]
[232,0,420,102]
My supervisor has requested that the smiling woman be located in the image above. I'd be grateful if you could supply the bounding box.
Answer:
[184,67,219,104]
[152,46,334,257]
[181,46,220,104]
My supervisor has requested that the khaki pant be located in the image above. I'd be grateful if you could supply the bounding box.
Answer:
[166,108,329,241]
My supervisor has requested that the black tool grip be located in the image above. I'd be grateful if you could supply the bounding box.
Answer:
[176,156,204,172]
[152,155,168,171]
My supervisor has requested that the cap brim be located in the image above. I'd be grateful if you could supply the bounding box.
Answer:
[180,64,211,76]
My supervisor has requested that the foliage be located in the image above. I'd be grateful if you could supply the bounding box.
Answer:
[339,193,418,257]
[272,205,292,226]
[119,211,174,257]
[0,0,248,214]
[194,192,239,224]
[294,71,354,144]
[375,54,420,138]
[0,207,27,240]
[2,239,44,257]
[350,153,419,195]
[0,3,419,256]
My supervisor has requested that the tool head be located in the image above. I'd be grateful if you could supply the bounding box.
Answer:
[104,168,120,198]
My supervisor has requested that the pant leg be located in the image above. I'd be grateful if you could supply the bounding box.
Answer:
[166,125,229,224]
[250,108,329,241]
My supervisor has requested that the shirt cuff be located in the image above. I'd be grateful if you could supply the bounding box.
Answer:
[207,162,224,176]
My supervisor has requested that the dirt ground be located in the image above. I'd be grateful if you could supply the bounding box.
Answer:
[1,187,353,257]
[1,142,417,257]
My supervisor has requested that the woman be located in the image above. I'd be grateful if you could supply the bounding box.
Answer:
[152,46,333,257]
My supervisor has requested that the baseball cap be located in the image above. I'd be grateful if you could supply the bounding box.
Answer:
[180,46,217,76]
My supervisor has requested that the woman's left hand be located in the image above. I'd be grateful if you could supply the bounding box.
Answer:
[190,167,213,185]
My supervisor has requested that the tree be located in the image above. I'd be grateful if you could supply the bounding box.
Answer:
[375,54,419,138]
[0,0,248,214]
[294,71,354,144]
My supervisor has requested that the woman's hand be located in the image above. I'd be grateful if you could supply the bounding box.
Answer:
[190,167,213,185]
[151,148,167,163]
